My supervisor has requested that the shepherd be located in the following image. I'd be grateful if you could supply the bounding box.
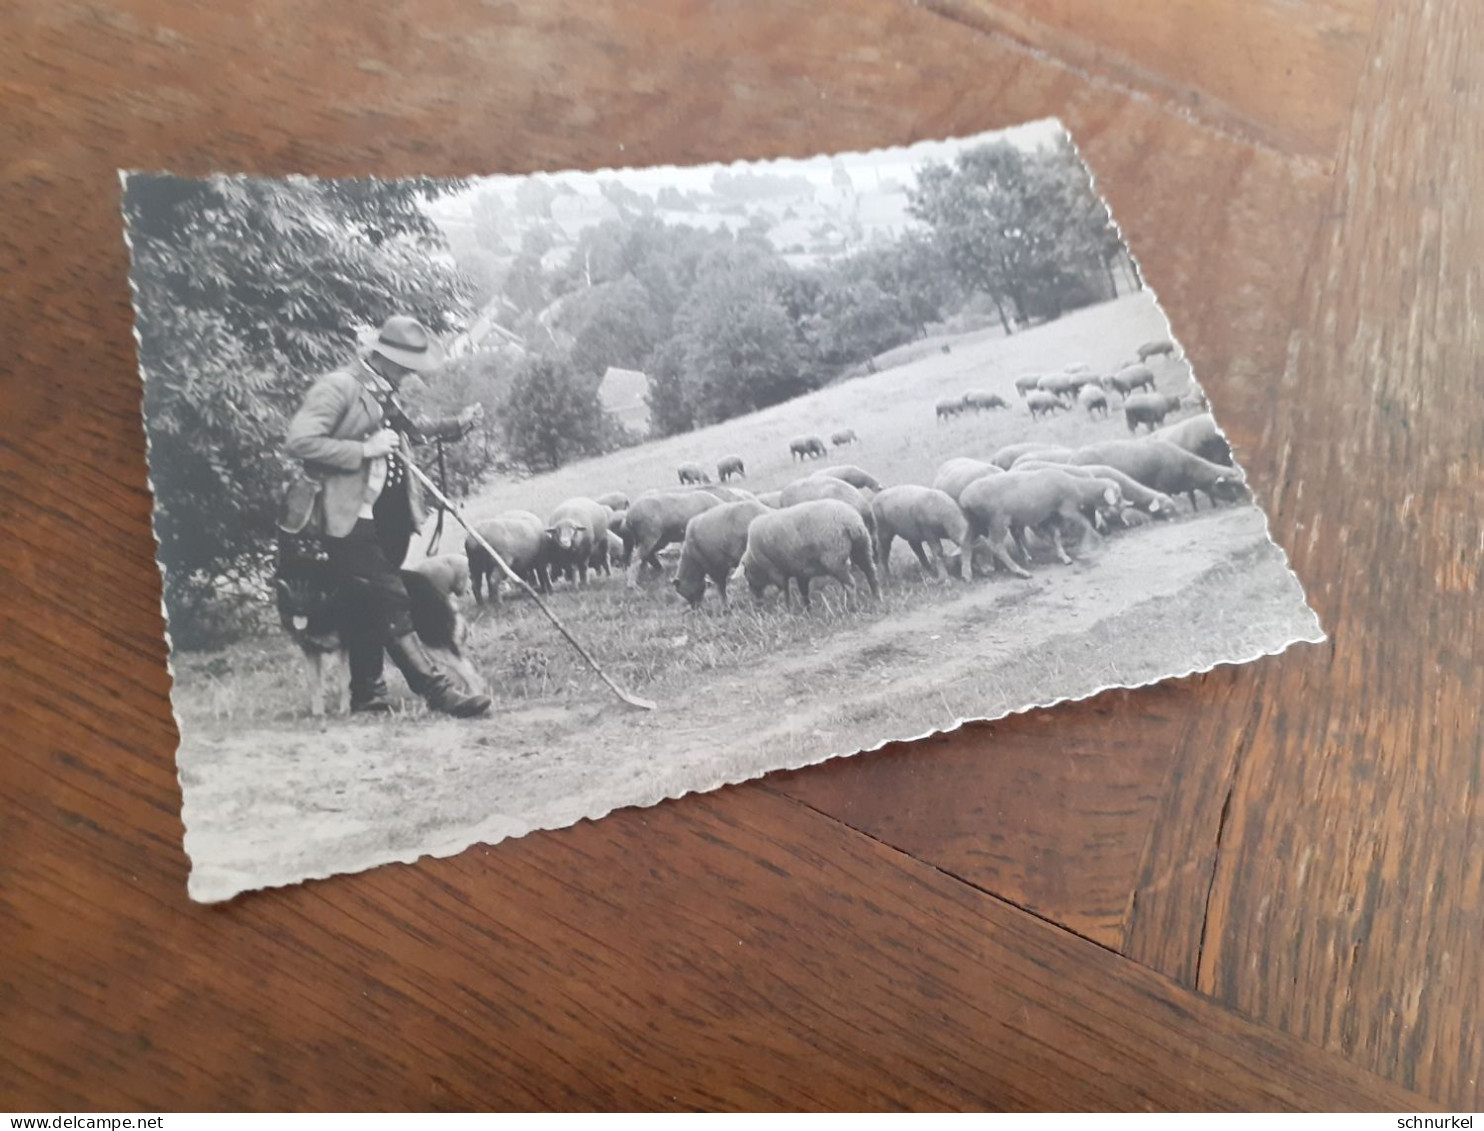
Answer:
[282,314,490,717]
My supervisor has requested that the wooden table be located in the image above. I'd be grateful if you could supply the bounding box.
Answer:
[2,0,1478,1111]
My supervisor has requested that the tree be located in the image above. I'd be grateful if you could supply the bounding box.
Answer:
[668,243,811,424]
[501,354,613,470]
[561,276,662,378]
[124,173,468,646]
[809,276,914,368]
[908,139,1109,332]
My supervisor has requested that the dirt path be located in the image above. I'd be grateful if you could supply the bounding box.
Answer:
[181,505,1321,902]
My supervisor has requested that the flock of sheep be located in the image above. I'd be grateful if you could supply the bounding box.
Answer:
[448,338,1246,614]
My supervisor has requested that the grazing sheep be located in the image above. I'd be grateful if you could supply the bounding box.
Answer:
[963,389,1010,412]
[1027,390,1069,420]
[1138,339,1178,362]
[871,485,972,581]
[1122,392,1184,433]
[959,469,1123,578]
[811,464,883,493]
[935,396,967,422]
[740,499,880,609]
[831,428,859,448]
[671,484,754,503]
[989,442,1063,471]
[780,475,877,545]
[677,461,712,485]
[1151,412,1232,466]
[587,529,623,577]
[672,499,770,607]
[932,457,1004,502]
[594,491,630,513]
[716,454,746,482]
[1013,373,1043,398]
[1102,364,1157,397]
[789,434,829,460]
[1064,362,1094,375]
[1078,384,1110,419]
[756,490,783,508]
[543,497,611,589]
[466,510,549,602]
[1037,372,1086,403]
[1013,461,1177,521]
[622,491,725,587]
[408,553,471,600]
[1062,439,1247,510]
[1008,447,1077,469]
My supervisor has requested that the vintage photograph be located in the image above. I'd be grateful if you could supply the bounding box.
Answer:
[123,120,1323,903]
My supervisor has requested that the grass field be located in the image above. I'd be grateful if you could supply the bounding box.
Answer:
[169,290,1324,902]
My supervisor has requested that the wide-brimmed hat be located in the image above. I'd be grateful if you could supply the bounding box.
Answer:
[367,314,444,373]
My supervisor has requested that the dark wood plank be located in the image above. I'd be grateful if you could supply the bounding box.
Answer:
[1124,0,1484,1108]
[0,781,1436,1111]
[926,0,1376,159]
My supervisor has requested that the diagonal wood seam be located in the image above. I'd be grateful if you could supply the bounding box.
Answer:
[761,781,1434,1105]
[921,0,1348,169]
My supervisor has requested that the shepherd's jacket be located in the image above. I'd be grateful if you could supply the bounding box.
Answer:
[282,365,464,540]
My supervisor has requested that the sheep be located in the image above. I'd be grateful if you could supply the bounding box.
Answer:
[1078,384,1110,419]
[959,469,1123,578]
[589,529,624,577]
[789,434,828,460]
[989,442,1063,471]
[1122,392,1184,433]
[1008,447,1078,469]
[871,485,972,581]
[677,461,712,485]
[1013,460,1178,521]
[1102,364,1157,397]
[811,464,883,493]
[779,475,877,546]
[1061,439,1247,510]
[740,499,881,609]
[1036,372,1086,403]
[543,497,611,589]
[935,396,967,422]
[1151,412,1233,466]
[1027,389,1069,420]
[1137,339,1178,362]
[407,553,471,600]
[962,389,1010,413]
[594,491,630,513]
[831,428,860,448]
[716,454,746,482]
[622,490,726,587]
[466,510,549,602]
[756,490,783,508]
[932,457,1003,503]
[1063,362,1094,375]
[672,499,770,608]
[1013,373,1043,398]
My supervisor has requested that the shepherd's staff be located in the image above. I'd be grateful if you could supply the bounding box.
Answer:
[394,451,657,712]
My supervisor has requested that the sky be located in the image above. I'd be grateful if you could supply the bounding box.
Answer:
[428,118,1069,225]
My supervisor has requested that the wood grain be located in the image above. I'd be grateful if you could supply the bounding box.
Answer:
[0,784,1435,1111]
[1164,0,1484,1107]
[2,0,1477,1111]
[926,0,1376,159]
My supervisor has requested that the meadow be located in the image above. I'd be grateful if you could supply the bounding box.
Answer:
[169,290,1325,902]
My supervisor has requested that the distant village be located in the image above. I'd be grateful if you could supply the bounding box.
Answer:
[432,158,922,435]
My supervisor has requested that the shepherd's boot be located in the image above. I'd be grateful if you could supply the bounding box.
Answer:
[386,632,491,718]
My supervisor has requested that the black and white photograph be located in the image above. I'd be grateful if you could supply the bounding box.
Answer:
[123,120,1323,903]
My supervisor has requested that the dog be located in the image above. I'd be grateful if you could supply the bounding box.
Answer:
[274,534,486,717]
